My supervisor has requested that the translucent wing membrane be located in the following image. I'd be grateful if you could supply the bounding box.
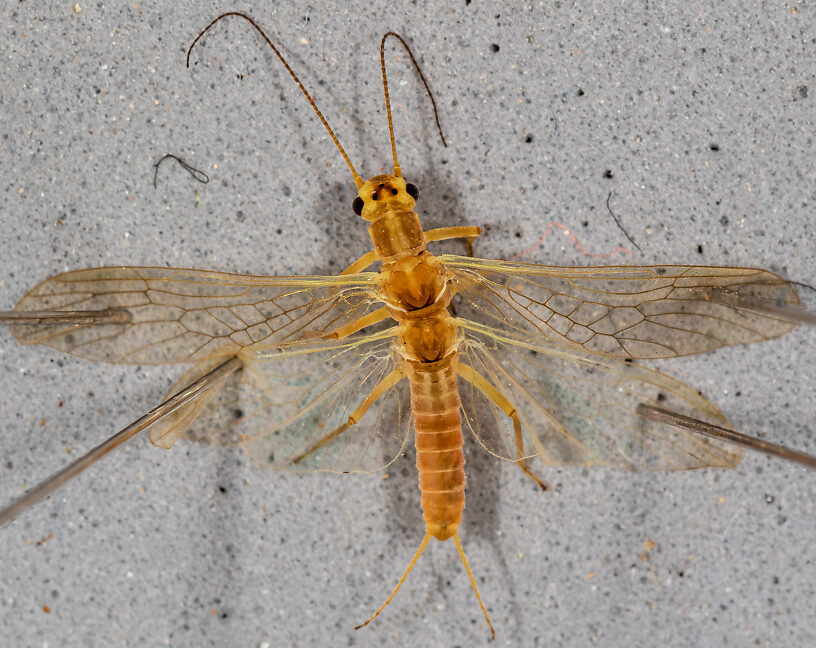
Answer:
[150,329,411,473]
[149,354,243,450]
[457,319,741,471]
[445,255,798,359]
[10,267,379,364]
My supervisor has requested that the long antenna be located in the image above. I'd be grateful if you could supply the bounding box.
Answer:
[187,12,364,189]
[380,32,448,178]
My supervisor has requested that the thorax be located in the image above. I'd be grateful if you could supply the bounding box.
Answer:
[377,243,460,365]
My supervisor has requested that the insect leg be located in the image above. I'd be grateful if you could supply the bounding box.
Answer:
[339,249,379,275]
[336,227,483,277]
[425,226,482,258]
[458,362,548,491]
[323,307,391,340]
[291,367,405,464]
[424,226,482,244]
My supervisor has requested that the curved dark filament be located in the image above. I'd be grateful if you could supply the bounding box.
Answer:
[380,32,448,178]
[606,190,642,254]
[187,12,363,188]
[153,153,210,188]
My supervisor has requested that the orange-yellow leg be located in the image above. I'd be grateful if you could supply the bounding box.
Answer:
[424,225,482,243]
[339,227,483,275]
[426,225,482,257]
[458,363,548,491]
[324,307,390,339]
[291,367,405,464]
[340,249,379,275]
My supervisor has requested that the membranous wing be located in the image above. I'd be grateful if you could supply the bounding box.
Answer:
[10,266,380,364]
[444,255,798,359]
[149,328,412,473]
[457,319,741,471]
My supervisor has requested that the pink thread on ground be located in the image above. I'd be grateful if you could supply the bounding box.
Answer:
[508,222,632,261]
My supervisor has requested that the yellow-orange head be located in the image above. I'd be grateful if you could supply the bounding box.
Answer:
[352,174,419,221]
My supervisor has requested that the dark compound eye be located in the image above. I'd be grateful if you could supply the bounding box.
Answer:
[406,183,419,199]
[390,188,398,195]
[352,196,364,215]
[371,191,379,201]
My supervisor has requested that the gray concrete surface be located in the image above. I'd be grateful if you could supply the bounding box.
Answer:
[1,2,814,647]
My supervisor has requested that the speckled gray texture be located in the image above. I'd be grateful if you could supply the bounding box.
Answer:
[1,3,814,647]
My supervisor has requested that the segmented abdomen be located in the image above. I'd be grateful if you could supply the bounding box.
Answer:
[407,354,465,541]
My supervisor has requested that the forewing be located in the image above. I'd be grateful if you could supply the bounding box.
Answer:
[154,329,411,474]
[10,266,380,364]
[444,255,798,359]
[458,319,741,471]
